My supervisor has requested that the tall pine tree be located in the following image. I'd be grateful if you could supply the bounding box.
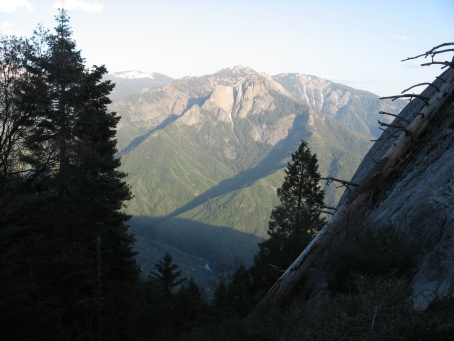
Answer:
[251,140,326,292]
[0,9,139,341]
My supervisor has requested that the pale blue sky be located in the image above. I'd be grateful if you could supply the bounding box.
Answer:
[1,0,453,96]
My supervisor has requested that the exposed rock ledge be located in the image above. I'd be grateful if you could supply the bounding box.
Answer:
[338,67,454,309]
[259,66,454,310]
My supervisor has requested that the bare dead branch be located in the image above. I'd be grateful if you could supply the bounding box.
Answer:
[380,94,430,105]
[375,134,399,143]
[426,48,454,56]
[313,177,358,187]
[293,208,336,215]
[421,61,454,68]
[378,111,411,124]
[378,120,406,130]
[315,204,338,211]
[268,264,285,273]
[402,50,454,62]
[401,83,440,94]
[426,43,454,53]
[401,43,454,61]
[378,127,400,141]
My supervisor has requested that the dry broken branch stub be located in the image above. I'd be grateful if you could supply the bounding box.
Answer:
[378,120,406,130]
[378,127,400,139]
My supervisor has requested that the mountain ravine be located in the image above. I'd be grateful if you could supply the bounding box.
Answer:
[109,66,405,292]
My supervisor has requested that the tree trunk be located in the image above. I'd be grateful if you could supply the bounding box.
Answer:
[95,234,102,341]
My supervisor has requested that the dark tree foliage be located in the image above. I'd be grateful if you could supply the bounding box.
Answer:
[148,252,187,300]
[251,140,326,292]
[327,224,418,293]
[143,253,210,339]
[0,9,139,341]
[0,34,47,205]
[214,264,257,317]
[173,277,209,333]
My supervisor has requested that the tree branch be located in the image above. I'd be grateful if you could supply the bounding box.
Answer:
[315,204,338,211]
[378,111,411,124]
[378,120,406,130]
[293,208,336,215]
[401,43,454,61]
[313,177,358,187]
[421,61,454,69]
[401,83,440,94]
[378,121,418,140]
[380,94,430,105]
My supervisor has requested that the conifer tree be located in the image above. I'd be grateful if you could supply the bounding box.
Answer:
[0,9,139,341]
[0,34,47,205]
[251,140,326,291]
[148,252,186,300]
[144,253,187,337]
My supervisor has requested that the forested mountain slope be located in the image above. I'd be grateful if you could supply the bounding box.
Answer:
[110,66,405,290]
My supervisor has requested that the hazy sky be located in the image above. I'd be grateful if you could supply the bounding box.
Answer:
[1,0,453,96]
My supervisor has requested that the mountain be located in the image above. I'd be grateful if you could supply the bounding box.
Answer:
[109,66,406,292]
[104,71,174,100]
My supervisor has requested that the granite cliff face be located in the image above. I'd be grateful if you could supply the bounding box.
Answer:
[335,67,454,309]
[112,66,405,152]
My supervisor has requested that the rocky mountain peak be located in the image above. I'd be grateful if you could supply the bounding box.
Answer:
[203,72,291,121]
[218,65,257,75]
[212,65,258,84]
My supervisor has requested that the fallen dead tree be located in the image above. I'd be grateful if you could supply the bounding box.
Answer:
[258,48,454,308]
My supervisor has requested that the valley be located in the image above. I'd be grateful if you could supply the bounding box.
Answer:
[109,66,406,292]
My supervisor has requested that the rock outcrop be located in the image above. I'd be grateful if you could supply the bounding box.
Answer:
[347,67,454,309]
[259,57,454,310]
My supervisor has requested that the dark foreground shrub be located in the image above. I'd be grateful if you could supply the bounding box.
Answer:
[328,224,417,293]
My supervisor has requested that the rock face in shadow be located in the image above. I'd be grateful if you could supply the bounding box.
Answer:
[336,67,454,309]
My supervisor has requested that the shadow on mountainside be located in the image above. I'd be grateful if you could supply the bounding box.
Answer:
[130,215,265,295]
[130,216,265,267]
[163,114,311,220]
[119,96,209,155]
[119,114,180,155]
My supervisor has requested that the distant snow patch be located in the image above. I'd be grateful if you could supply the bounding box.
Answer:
[204,263,212,271]
[112,71,155,79]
